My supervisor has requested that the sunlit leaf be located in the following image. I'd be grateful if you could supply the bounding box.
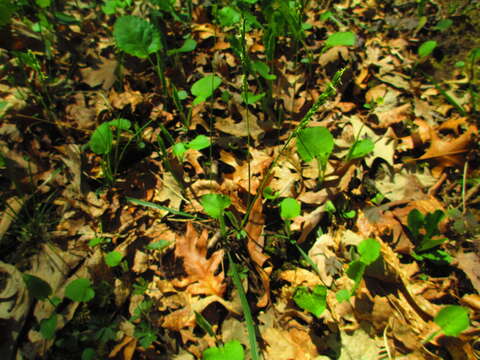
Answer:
[114,15,161,58]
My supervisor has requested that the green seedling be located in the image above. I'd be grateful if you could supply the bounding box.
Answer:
[191,75,222,105]
[203,340,245,360]
[88,237,110,248]
[173,134,211,161]
[293,284,327,318]
[296,126,334,183]
[65,278,95,302]
[336,238,381,302]
[88,118,149,186]
[200,193,231,237]
[113,15,167,93]
[423,305,470,343]
[145,239,171,251]
[363,96,384,110]
[407,209,452,264]
[134,321,157,348]
[242,91,265,105]
[167,37,196,56]
[23,274,62,339]
[418,40,437,59]
[263,186,280,200]
[104,250,123,267]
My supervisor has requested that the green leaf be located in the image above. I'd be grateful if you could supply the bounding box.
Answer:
[167,38,197,55]
[200,194,231,219]
[217,6,241,27]
[113,15,161,58]
[65,278,95,302]
[346,260,366,294]
[280,197,301,220]
[173,142,187,160]
[407,209,424,239]
[35,0,51,8]
[187,135,210,150]
[89,122,113,155]
[296,126,334,162]
[418,40,437,58]
[434,306,469,337]
[104,251,123,267]
[242,92,265,105]
[145,240,171,251]
[358,238,381,265]
[107,118,131,130]
[336,289,351,303]
[433,19,453,31]
[203,340,245,360]
[252,61,276,80]
[134,323,157,348]
[54,12,80,25]
[263,186,279,200]
[424,210,444,238]
[191,75,222,105]
[39,313,57,339]
[81,348,97,360]
[346,138,374,160]
[325,31,356,48]
[293,285,327,318]
[23,274,52,301]
[88,237,108,247]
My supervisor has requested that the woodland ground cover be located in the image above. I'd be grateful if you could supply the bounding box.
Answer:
[0,0,479,359]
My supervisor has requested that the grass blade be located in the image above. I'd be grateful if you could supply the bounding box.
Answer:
[228,252,261,360]
[126,197,198,219]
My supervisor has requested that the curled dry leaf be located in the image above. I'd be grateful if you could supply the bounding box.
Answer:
[173,223,226,296]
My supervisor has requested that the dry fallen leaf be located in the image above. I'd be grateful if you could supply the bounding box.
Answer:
[173,223,226,296]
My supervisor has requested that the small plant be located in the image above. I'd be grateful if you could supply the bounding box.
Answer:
[336,238,381,302]
[87,118,149,186]
[173,134,211,161]
[200,193,232,237]
[296,126,334,183]
[293,284,327,318]
[323,31,356,51]
[423,305,470,343]
[191,75,222,106]
[407,209,452,264]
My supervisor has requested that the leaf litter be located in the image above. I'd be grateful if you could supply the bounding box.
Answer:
[0,0,479,359]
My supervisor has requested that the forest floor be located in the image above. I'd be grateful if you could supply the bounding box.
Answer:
[0,0,480,359]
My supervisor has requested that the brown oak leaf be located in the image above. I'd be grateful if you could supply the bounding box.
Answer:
[173,223,226,296]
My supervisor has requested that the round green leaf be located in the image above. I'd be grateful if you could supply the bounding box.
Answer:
[39,313,57,339]
[114,15,161,59]
[23,274,52,301]
[358,238,381,265]
[200,193,231,219]
[203,340,244,360]
[89,122,113,155]
[280,198,301,220]
[191,75,222,100]
[65,278,95,302]
[81,348,97,360]
[418,40,437,58]
[296,126,334,162]
[434,305,469,337]
[104,251,123,267]
[325,31,356,48]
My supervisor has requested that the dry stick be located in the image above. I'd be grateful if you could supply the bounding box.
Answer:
[240,67,346,228]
